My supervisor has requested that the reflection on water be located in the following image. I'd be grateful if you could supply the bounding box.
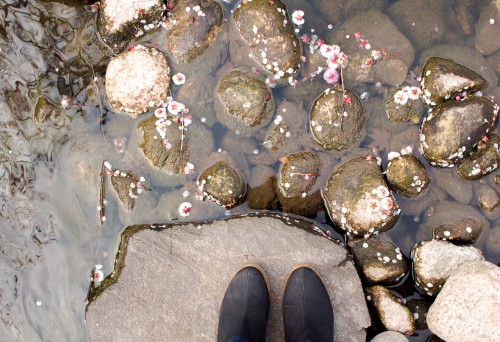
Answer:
[0,0,498,340]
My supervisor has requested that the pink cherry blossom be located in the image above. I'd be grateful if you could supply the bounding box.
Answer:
[323,67,339,84]
[292,10,305,26]
[172,73,186,85]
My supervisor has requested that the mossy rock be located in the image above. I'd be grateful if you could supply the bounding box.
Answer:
[456,133,500,180]
[217,70,274,130]
[233,0,301,81]
[420,57,488,107]
[420,96,499,167]
[386,154,430,197]
[385,87,423,123]
[310,88,365,151]
[166,0,224,63]
[198,160,246,207]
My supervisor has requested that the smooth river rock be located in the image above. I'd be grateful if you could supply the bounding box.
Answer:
[475,0,500,56]
[85,214,371,341]
[420,96,499,167]
[456,133,500,180]
[427,261,500,342]
[323,156,400,237]
[165,0,223,63]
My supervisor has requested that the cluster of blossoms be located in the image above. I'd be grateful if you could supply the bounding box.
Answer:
[185,5,205,17]
[346,32,386,69]
[367,185,394,220]
[393,86,421,105]
[154,99,192,149]
[319,44,348,84]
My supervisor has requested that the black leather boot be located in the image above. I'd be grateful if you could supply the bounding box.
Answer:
[283,266,334,342]
[217,265,270,342]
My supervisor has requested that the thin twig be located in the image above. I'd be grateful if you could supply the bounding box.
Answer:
[340,67,346,131]
[289,172,320,177]
[99,161,106,225]
[104,165,152,191]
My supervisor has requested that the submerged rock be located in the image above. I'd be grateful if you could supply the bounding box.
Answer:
[34,96,62,124]
[477,185,500,212]
[420,96,499,167]
[432,216,483,244]
[328,10,414,86]
[310,88,365,151]
[216,70,274,132]
[247,166,277,210]
[110,169,142,211]
[427,261,500,342]
[97,0,164,50]
[411,240,484,296]
[349,236,408,285]
[385,86,423,123]
[198,160,246,207]
[165,0,223,63]
[475,1,500,56]
[323,156,400,237]
[386,154,429,197]
[388,0,448,50]
[420,57,488,107]
[232,0,301,81]
[276,152,323,217]
[105,47,171,116]
[456,134,500,180]
[366,285,416,335]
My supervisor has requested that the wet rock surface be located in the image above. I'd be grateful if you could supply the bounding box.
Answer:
[233,0,301,81]
[217,70,274,131]
[427,261,500,342]
[328,10,414,86]
[420,57,488,107]
[323,156,400,237]
[34,96,62,124]
[420,96,499,167]
[85,215,371,342]
[165,0,223,63]
[105,47,171,116]
[411,240,484,296]
[97,0,164,50]
[385,86,423,123]
[406,299,431,331]
[432,216,483,244]
[456,133,500,180]
[477,185,500,212]
[198,160,246,207]
[137,114,189,174]
[386,154,429,197]
[475,0,500,56]
[276,152,322,217]
[366,285,416,336]
[310,88,365,150]
[348,236,407,285]
[420,45,499,88]
[247,166,277,210]
[388,0,448,50]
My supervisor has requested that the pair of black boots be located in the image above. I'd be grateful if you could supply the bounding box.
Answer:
[217,265,334,342]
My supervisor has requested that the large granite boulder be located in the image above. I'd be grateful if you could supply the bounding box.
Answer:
[85,214,371,341]
[411,240,484,296]
[427,261,500,342]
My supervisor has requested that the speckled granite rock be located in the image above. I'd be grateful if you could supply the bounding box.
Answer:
[85,215,371,342]
[105,47,170,116]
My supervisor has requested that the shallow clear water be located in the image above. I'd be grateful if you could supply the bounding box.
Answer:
[0,0,498,340]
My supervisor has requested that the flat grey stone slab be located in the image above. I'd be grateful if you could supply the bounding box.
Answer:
[86,214,370,341]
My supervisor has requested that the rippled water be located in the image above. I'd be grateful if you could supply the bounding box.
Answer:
[0,0,498,340]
